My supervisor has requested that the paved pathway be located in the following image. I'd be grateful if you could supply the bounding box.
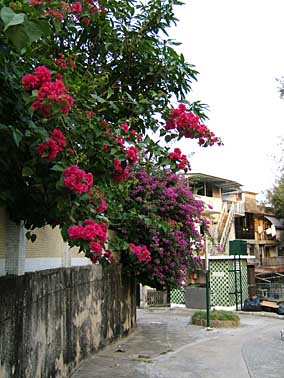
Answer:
[72,307,284,378]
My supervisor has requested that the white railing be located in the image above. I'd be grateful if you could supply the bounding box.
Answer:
[232,201,245,216]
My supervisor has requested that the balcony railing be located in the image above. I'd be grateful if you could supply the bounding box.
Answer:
[257,256,284,267]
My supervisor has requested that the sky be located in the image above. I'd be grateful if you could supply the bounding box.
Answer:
[169,0,284,198]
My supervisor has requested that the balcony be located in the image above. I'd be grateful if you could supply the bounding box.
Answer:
[258,256,284,267]
[195,195,222,213]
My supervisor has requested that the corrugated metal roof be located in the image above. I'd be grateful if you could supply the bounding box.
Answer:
[264,216,284,230]
[188,173,242,193]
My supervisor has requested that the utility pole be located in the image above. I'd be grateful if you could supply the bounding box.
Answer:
[205,238,211,330]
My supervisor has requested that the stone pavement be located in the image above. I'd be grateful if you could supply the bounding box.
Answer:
[72,307,284,378]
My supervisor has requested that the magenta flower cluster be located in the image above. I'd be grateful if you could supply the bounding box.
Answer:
[125,171,206,288]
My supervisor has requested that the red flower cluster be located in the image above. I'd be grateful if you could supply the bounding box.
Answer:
[63,165,93,193]
[68,219,111,264]
[125,146,138,163]
[89,241,102,254]
[113,158,130,183]
[44,1,70,21]
[129,243,151,263]
[32,79,74,117]
[168,148,190,170]
[55,53,76,70]
[129,129,142,141]
[70,1,82,17]
[30,0,107,23]
[165,104,222,147]
[37,129,66,161]
[22,66,51,91]
[28,0,43,4]
[120,123,129,133]
[88,189,108,213]
[95,196,107,213]
[22,66,74,117]
[86,110,95,118]
[68,219,107,242]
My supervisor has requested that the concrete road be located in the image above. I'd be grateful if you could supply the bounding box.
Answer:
[73,308,284,378]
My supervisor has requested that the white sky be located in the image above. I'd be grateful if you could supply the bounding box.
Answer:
[170,0,284,198]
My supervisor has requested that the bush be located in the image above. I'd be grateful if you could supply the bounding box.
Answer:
[192,310,240,322]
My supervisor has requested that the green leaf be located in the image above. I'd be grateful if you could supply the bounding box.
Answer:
[55,176,64,190]
[52,18,62,33]
[6,25,30,50]
[1,7,14,25]
[30,234,37,242]
[90,94,105,103]
[12,129,23,147]
[22,166,33,176]
[106,87,114,99]
[144,217,152,226]
[33,19,51,36]
[109,101,119,112]
[165,134,175,143]
[1,7,26,31]
[79,193,90,201]
[159,158,169,166]
[23,20,43,43]
[0,123,9,131]
[50,164,65,172]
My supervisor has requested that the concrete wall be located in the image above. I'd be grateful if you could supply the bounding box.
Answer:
[0,265,136,378]
[185,287,206,309]
[0,208,90,276]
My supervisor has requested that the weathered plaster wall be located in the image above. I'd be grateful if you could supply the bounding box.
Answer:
[0,265,136,378]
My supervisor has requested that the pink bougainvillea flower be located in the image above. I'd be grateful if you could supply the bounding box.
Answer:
[36,139,60,161]
[89,241,103,255]
[68,225,83,239]
[55,53,68,69]
[33,79,74,117]
[125,146,138,163]
[168,148,189,171]
[50,129,66,149]
[96,198,107,213]
[120,123,129,133]
[165,104,223,147]
[22,74,40,91]
[22,66,74,117]
[113,159,130,183]
[68,220,108,244]
[82,17,91,25]
[70,1,82,16]
[63,165,93,194]
[129,243,151,263]
[28,0,44,4]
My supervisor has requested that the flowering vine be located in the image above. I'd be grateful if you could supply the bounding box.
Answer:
[165,103,223,147]
[1,0,223,287]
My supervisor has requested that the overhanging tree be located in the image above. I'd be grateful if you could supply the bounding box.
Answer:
[0,0,222,287]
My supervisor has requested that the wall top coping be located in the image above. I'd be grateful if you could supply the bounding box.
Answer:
[200,255,256,260]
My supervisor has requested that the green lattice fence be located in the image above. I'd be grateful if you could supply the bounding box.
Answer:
[170,288,185,304]
[209,258,248,307]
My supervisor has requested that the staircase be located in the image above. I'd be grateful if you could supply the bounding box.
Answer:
[215,202,236,251]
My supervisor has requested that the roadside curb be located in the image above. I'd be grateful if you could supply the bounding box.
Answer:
[239,310,284,320]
